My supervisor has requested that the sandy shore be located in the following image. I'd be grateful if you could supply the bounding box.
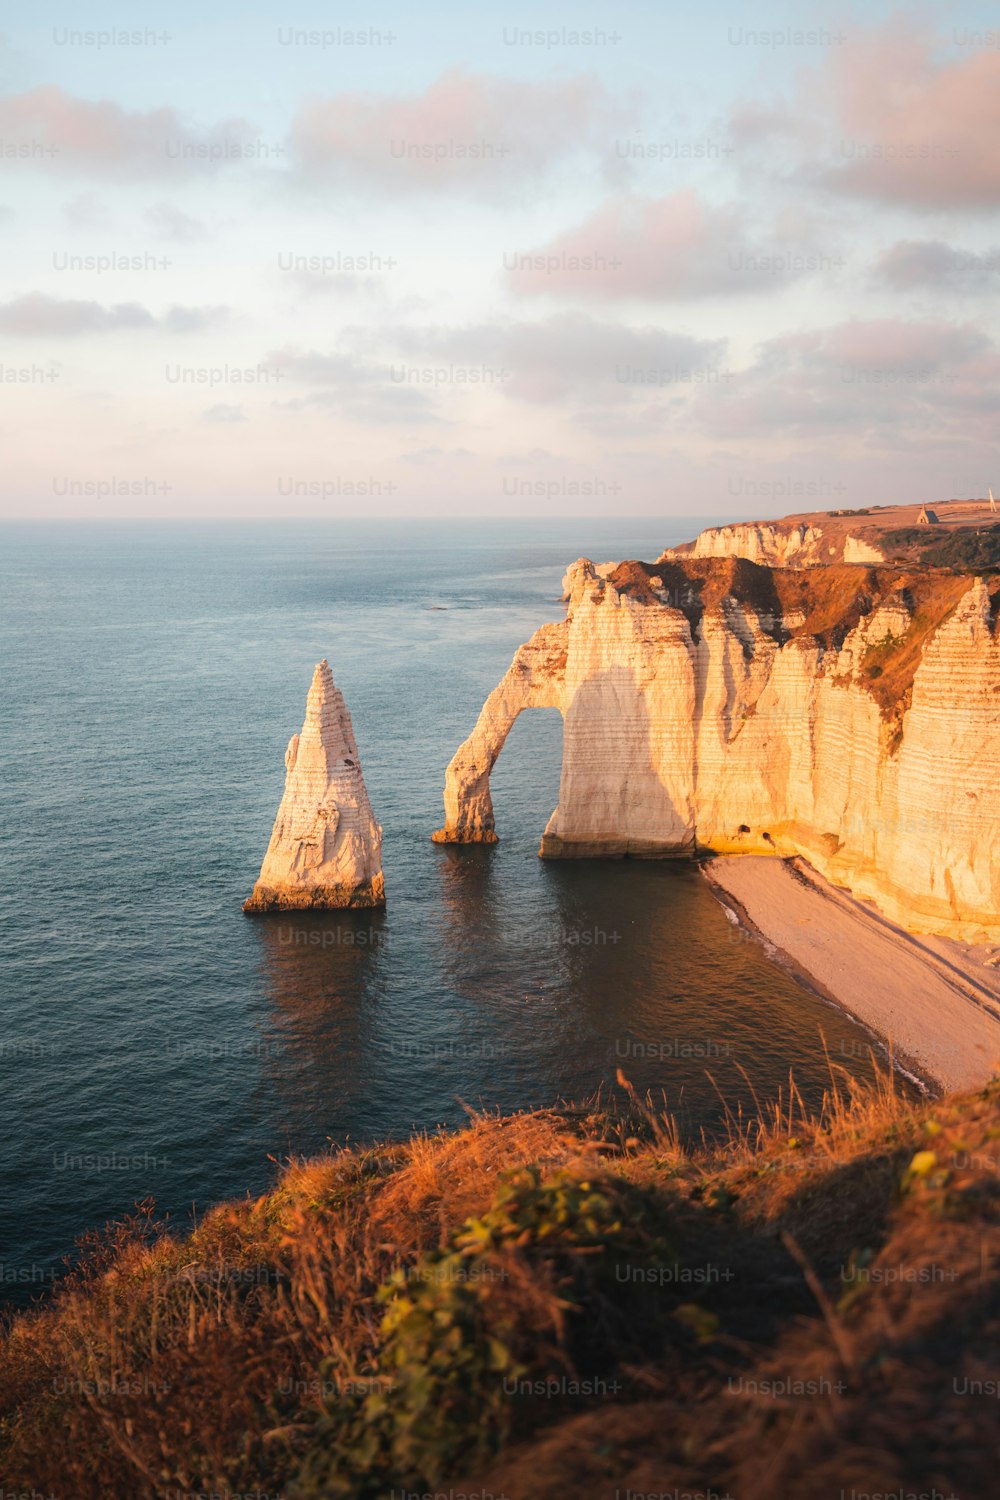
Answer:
[703,855,1000,1094]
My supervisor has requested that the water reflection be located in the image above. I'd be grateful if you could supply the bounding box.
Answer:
[541,858,889,1136]
[252,910,388,1135]
[250,855,899,1157]
[433,843,507,977]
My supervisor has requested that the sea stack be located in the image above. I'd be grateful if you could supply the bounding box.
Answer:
[244,659,385,912]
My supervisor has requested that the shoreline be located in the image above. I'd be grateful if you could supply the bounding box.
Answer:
[702,855,1000,1095]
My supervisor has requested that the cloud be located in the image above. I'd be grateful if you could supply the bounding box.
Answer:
[496,446,562,465]
[161,305,228,333]
[823,24,1000,207]
[728,104,806,148]
[874,240,1000,293]
[203,404,246,422]
[260,316,723,428]
[817,318,988,372]
[694,318,999,443]
[504,190,841,301]
[62,192,109,229]
[145,202,208,241]
[265,347,442,424]
[287,270,385,299]
[263,348,368,385]
[0,86,257,179]
[0,292,227,335]
[731,20,1000,209]
[400,445,475,463]
[0,294,153,335]
[274,387,442,425]
[389,311,726,402]
[349,388,444,425]
[290,68,614,194]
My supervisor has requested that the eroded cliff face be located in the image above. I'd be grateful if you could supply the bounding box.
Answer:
[245,659,385,912]
[661,521,885,568]
[434,557,1000,940]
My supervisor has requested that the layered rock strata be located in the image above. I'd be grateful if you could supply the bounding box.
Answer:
[434,557,1000,941]
[660,521,884,568]
[245,659,385,912]
[661,500,1000,570]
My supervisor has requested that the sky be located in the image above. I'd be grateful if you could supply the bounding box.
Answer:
[1,0,999,520]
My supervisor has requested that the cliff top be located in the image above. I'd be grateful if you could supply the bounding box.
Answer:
[669,498,1000,570]
[608,554,989,633]
[783,496,999,536]
[599,556,999,719]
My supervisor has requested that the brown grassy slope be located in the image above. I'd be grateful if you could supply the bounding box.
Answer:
[2,1073,1000,1499]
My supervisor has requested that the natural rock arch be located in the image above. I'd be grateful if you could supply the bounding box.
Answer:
[432,621,568,844]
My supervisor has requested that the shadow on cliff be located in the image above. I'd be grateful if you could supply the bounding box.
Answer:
[552,665,690,851]
[439,664,687,855]
[652,555,785,641]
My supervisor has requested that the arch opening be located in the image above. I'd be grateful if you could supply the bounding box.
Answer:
[488,706,564,849]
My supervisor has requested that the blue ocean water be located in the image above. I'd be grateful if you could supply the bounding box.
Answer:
[0,520,886,1299]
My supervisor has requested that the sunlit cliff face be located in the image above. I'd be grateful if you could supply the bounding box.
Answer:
[437,555,1000,941]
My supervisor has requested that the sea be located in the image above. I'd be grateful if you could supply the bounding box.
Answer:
[0,519,891,1302]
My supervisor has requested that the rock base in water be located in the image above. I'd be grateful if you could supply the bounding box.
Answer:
[431,826,498,845]
[537,833,695,859]
[243,873,386,913]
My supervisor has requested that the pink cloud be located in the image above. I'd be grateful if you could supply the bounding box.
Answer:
[503,190,834,300]
[695,317,998,444]
[820,318,988,371]
[0,86,255,179]
[733,20,1000,208]
[825,25,1000,206]
[291,69,611,192]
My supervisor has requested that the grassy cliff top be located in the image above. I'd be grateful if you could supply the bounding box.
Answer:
[670,498,1000,564]
[3,1066,999,1498]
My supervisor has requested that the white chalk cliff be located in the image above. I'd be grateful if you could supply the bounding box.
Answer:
[434,557,1000,941]
[245,659,384,911]
[660,521,885,568]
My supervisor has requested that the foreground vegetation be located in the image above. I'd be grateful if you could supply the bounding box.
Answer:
[3,1066,1000,1498]
[882,523,1000,571]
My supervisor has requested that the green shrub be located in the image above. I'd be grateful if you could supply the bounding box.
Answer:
[292,1166,679,1497]
[880,526,1000,571]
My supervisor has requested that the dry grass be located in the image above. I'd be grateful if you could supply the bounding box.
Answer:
[2,1071,998,1499]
